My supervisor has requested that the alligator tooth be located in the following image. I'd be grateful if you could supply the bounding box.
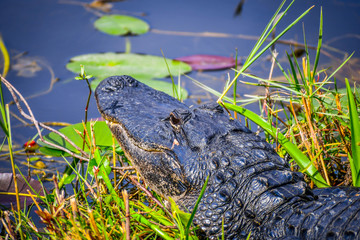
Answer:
[171,139,179,149]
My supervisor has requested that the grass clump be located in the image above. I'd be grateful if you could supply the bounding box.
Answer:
[0,119,200,239]
[218,8,360,188]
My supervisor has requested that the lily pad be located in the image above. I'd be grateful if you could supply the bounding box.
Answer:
[66,52,191,98]
[38,121,115,154]
[0,173,44,209]
[94,15,149,36]
[67,53,191,79]
[175,54,240,70]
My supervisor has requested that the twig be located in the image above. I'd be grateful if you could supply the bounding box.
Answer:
[2,211,15,240]
[122,190,130,240]
[147,220,177,229]
[24,59,59,101]
[152,29,348,60]
[125,174,171,216]
[9,111,29,125]
[0,76,89,161]
[26,121,71,127]
[152,29,318,49]
[112,166,135,171]
[263,50,278,114]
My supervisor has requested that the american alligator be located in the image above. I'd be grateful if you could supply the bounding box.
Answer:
[95,75,360,239]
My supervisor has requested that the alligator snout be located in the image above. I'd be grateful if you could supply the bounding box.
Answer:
[98,75,138,93]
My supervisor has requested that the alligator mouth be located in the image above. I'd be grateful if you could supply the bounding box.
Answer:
[105,117,172,153]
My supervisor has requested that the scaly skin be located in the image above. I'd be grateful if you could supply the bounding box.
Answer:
[95,75,360,239]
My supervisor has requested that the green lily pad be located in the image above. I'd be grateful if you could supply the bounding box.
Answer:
[88,157,111,179]
[94,15,149,36]
[66,52,191,98]
[39,146,70,157]
[66,53,191,79]
[38,121,115,154]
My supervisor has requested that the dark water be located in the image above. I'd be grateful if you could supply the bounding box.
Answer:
[0,0,359,174]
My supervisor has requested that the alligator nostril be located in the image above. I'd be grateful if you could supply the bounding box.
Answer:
[109,77,124,88]
[123,75,138,87]
[102,85,118,92]
[102,77,125,92]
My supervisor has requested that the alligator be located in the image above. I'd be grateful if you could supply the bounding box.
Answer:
[95,75,360,239]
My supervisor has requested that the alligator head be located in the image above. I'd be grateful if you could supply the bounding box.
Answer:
[95,76,360,239]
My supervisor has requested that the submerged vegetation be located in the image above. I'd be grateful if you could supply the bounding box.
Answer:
[0,0,359,239]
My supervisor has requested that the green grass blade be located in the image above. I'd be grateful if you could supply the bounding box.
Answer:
[188,75,233,103]
[223,102,329,187]
[285,52,300,90]
[161,49,179,100]
[241,73,304,96]
[290,49,305,86]
[246,0,288,63]
[0,35,10,77]
[218,4,313,102]
[0,36,10,136]
[62,150,175,240]
[310,52,354,98]
[312,7,323,80]
[136,202,174,227]
[346,79,360,186]
[185,175,209,240]
[58,157,80,189]
[302,24,312,89]
[234,49,239,105]
[251,5,314,70]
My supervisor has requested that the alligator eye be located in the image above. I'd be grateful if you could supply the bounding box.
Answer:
[170,113,181,124]
[169,112,182,130]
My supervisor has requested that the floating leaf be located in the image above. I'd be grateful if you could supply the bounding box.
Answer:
[12,57,42,77]
[23,140,39,152]
[62,174,76,185]
[94,15,149,36]
[39,146,70,157]
[38,121,115,154]
[34,161,47,169]
[0,173,44,209]
[67,53,191,79]
[88,157,111,179]
[88,0,113,12]
[66,52,191,97]
[175,54,240,70]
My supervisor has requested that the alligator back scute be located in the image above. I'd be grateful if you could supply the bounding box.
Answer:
[313,187,360,239]
[273,187,360,239]
[187,128,313,239]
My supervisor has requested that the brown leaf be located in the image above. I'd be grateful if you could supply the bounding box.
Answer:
[0,173,45,209]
